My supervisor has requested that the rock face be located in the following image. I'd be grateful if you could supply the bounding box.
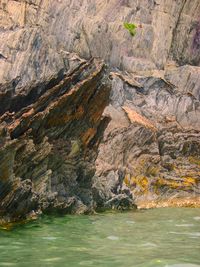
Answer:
[96,71,200,207]
[1,0,200,86]
[0,58,135,224]
[0,0,200,223]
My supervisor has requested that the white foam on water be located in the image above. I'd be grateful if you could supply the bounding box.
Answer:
[42,236,57,240]
[11,242,25,245]
[71,247,88,252]
[189,232,200,237]
[169,232,200,237]
[107,235,119,240]
[126,220,135,224]
[169,231,186,235]
[175,224,194,227]
[165,264,200,267]
[79,260,94,265]
[193,217,200,221]
[0,263,16,266]
[140,242,158,248]
[42,257,62,262]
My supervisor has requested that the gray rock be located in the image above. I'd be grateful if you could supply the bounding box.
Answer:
[1,0,200,222]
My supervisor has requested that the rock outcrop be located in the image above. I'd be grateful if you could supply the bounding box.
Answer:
[0,58,135,224]
[0,0,200,223]
[96,70,200,207]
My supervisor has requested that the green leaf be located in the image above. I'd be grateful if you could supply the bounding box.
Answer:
[123,22,137,37]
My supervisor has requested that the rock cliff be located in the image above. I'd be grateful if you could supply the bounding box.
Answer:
[0,0,200,223]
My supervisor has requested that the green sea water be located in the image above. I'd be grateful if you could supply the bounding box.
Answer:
[0,208,200,267]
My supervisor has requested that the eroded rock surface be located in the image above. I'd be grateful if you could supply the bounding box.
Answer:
[0,0,200,223]
[0,0,200,86]
[0,58,135,224]
[96,71,200,206]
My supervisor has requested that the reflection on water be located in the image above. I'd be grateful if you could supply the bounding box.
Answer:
[0,208,200,267]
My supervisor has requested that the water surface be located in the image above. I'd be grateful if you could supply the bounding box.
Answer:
[0,208,200,267]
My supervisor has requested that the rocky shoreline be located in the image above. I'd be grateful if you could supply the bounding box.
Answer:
[0,0,200,225]
[0,58,136,225]
[1,56,200,225]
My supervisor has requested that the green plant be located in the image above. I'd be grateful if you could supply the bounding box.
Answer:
[123,22,137,37]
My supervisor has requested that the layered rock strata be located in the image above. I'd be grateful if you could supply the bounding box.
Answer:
[0,58,134,225]
[0,0,200,85]
[96,70,200,207]
[0,0,200,223]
